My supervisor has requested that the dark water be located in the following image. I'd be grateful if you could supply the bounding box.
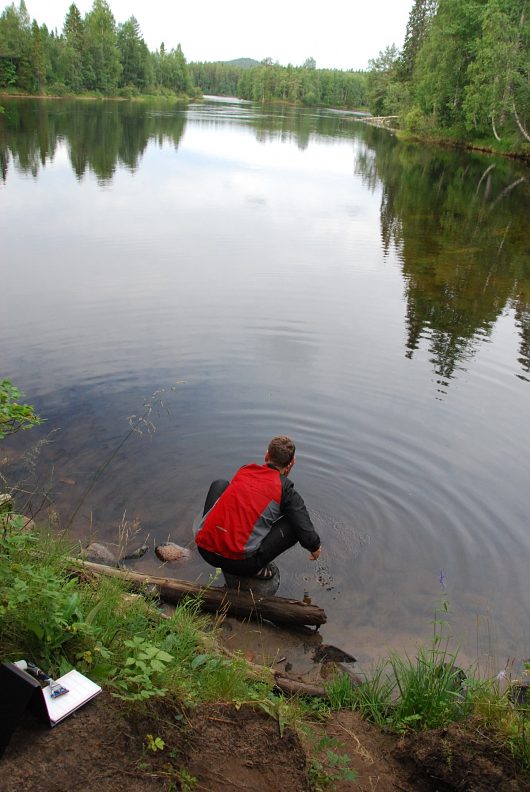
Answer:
[1,97,529,668]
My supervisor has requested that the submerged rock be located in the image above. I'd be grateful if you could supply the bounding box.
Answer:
[81,542,117,566]
[122,544,149,561]
[155,542,191,563]
[313,644,357,664]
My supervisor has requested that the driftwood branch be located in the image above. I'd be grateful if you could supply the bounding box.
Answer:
[72,559,327,626]
[273,674,326,697]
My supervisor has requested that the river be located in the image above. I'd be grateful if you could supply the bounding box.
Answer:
[1,96,529,669]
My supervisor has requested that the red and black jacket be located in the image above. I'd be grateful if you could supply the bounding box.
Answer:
[194,463,320,560]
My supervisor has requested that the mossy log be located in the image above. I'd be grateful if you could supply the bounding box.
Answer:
[73,560,327,627]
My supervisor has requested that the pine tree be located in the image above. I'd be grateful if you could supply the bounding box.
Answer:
[117,16,151,90]
[398,0,438,80]
[61,3,85,91]
[30,20,45,91]
[84,0,121,94]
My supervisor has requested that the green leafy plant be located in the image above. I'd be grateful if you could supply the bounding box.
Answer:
[0,525,89,668]
[177,768,197,792]
[255,693,292,737]
[110,636,174,701]
[145,734,165,752]
[308,749,356,791]
[0,379,43,439]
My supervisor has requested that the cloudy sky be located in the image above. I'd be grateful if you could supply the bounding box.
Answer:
[24,0,413,71]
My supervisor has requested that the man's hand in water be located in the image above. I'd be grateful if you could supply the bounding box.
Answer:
[310,547,321,561]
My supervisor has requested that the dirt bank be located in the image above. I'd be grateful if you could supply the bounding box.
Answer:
[2,690,528,791]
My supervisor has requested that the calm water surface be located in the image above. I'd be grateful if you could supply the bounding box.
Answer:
[1,97,529,668]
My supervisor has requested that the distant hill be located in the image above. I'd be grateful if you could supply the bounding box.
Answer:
[225,58,260,68]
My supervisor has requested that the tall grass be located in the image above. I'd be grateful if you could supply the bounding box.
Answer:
[0,518,268,706]
[325,604,530,771]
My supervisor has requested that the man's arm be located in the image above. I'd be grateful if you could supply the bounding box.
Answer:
[280,478,321,555]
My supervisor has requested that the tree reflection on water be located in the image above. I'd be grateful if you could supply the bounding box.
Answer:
[2,99,528,387]
[355,127,530,389]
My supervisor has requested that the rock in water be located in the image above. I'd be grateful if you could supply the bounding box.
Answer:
[155,542,191,563]
[122,544,149,561]
[81,542,117,566]
[313,645,357,664]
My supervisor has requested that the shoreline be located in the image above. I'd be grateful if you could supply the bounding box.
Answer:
[357,117,530,162]
[395,128,530,163]
[4,92,527,161]
[0,519,529,789]
[0,90,195,103]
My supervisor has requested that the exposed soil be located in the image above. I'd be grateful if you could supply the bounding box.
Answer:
[1,693,310,792]
[395,720,529,791]
[2,690,528,792]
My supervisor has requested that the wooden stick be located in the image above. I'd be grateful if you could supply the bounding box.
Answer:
[273,674,327,698]
[71,559,327,626]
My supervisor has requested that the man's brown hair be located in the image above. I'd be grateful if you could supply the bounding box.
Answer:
[267,435,295,468]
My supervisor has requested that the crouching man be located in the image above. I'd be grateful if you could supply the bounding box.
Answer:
[194,435,321,579]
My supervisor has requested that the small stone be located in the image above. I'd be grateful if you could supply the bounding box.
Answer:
[122,544,149,560]
[0,494,13,514]
[81,542,117,566]
[155,542,191,563]
[313,644,357,664]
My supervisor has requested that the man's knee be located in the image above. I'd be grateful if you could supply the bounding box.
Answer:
[211,478,229,490]
[203,479,229,514]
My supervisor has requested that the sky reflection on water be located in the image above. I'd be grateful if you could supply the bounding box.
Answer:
[1,98,529,667]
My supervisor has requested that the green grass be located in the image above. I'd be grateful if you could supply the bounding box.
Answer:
[325,612,530,771]
[3,514,529,775]
[0,518,269,706]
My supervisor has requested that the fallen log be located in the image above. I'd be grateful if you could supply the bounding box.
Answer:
[72,560,327,626]
[273,674,326,698]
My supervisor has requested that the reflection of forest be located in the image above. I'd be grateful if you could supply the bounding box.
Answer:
[0,99,187,183]
[2,99,528,385]
[355,128,530,387]
[250,105,362,151]
[187,103,363,151]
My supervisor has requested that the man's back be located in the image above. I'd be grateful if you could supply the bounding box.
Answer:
[195,464,283,560]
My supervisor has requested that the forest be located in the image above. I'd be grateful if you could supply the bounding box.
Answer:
[0,0,529,150]
[367,0,529,151]
[0,0,192,97]
[189,60,368,109]
[189,0,530,150]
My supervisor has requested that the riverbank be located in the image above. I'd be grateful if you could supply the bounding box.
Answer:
[396,129,530,163]
[357,115,530,162]
[1,517,529,790]
[3,694,527,791]
[0,89,197,103]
